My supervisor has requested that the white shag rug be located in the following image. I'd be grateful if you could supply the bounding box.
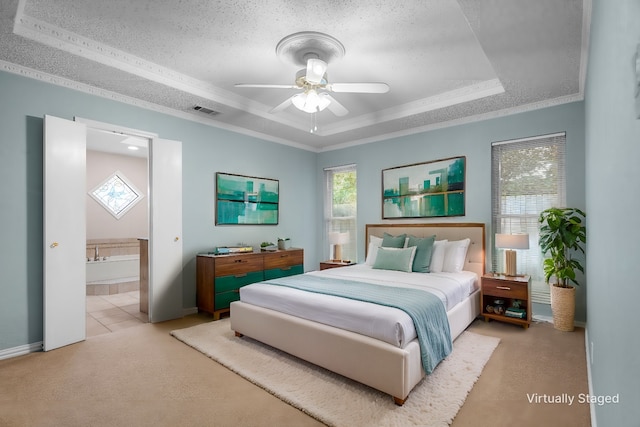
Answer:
[171,319,500,427]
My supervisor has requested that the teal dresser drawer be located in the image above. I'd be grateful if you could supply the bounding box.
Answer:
[264,264,303,280]
[215,271,264,293]
[214,290,240,310]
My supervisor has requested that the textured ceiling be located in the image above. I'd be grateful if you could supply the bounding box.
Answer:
[0,0,588,152]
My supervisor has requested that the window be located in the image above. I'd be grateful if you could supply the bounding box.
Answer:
[89,170,144,219]
[491,133,566,304]
[324,164,357,262]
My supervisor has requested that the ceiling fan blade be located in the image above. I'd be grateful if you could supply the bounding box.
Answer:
[235,83,298,89]
[306,58,328,84]
[269,96,293,114]
[327,82,390,93]
[324,94,349,117]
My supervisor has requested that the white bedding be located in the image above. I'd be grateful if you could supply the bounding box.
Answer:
[238,264,478,349]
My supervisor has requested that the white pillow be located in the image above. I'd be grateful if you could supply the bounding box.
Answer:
[429,240,448,273]
[365,235,383,265]
[442,238,471,273]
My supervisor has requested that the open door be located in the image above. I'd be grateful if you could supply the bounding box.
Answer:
[148,138,183,322]
[43,115,87,351]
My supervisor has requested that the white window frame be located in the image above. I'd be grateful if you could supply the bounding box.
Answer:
[491,132,566,304]
[324,164,357,262]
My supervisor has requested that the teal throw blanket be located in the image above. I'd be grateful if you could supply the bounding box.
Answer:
[262,274,452,374]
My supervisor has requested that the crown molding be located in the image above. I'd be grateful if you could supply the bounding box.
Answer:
[11,10,311,133]
[320,92,584,152]
[0,60,316,152]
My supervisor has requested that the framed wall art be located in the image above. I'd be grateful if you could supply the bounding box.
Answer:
[382,156,466,219]
[215,172,279,225]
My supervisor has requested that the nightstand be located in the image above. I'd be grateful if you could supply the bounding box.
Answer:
[319,260,356,270]
[481,273,531,328]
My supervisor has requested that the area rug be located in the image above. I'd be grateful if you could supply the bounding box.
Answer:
[171,319,500,427]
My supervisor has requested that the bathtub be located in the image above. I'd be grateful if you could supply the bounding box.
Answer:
[86,254,140,283]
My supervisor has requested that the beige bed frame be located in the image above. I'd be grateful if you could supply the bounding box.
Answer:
[230,223,485,405]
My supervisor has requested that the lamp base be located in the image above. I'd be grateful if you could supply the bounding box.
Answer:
[504,250,517,276]
[334,244,343,262]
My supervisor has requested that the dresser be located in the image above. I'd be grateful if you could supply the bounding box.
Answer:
[196,248,303,320]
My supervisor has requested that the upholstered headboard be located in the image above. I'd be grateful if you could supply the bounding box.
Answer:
[365,223,486,278]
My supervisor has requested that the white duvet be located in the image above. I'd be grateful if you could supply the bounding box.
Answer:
[238,264,477,349]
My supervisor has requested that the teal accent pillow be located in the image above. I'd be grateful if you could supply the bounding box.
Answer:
[372,247,416,273]
[381,232,407,248]
[407,235,436,273]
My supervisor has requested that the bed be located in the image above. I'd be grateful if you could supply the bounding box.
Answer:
[230,223,485,405]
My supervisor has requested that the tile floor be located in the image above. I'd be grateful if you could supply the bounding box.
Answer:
[86,291,148,337]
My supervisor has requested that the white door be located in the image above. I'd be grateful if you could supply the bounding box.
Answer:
[148,138,183,322]
[43,115,87,351]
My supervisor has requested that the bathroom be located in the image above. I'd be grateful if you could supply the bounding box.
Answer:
[85,129,149,335]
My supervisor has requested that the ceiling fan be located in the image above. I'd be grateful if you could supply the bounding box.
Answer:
[234,32,389,118]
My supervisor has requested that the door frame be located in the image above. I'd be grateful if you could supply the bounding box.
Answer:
[76,118,184,323]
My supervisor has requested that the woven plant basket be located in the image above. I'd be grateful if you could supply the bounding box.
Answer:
[551,285,576,331]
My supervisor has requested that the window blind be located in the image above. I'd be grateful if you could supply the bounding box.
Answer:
[491,133,566,303]
[324,164,357,262]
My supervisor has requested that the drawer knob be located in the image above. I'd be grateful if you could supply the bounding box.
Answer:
[496,286,511,290]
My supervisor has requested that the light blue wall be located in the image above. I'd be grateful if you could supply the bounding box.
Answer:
[0,67,588,354]
[585,0,640,425]
[317,101,586,321]
[0,70,317,351]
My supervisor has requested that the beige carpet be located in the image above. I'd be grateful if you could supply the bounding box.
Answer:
[172,319,500,427]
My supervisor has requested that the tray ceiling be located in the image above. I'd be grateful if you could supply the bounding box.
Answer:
[0,0,588,151]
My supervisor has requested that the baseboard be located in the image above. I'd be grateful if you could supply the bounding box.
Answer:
[585,326,597,427]
[183,307,198,316]
[532,315,586,329]
[532,314,553,323]
[0,341,43,360]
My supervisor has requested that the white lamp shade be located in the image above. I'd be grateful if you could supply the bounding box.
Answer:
[329,232,350,245]
[495,233,530,250]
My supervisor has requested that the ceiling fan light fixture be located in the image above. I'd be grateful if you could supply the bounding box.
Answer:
[292,89,331,113]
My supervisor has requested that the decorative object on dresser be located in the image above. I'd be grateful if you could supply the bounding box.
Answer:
[319,260,355,270]
[381,156,465,219]
[538,207,586,332]
[328,231,349,261]
[196,248,303,320]
[481,273,531,328]
[495,233,530,276]
[277,237,291,250]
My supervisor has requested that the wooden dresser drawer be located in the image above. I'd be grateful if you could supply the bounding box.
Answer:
[263,249,303,270]
[482,278,528,300]
[214,254,263,277]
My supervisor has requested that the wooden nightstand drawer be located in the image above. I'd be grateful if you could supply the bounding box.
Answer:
[481,279,528,300]
[481,274,531,328]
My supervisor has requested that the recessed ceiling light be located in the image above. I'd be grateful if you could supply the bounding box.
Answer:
[127,146,139,151]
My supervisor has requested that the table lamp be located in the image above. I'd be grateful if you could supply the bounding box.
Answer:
[329,231,350,262]
[495,233,529,276]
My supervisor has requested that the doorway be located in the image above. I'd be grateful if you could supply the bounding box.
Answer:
[43,115,183,351]
[84,127,150,337]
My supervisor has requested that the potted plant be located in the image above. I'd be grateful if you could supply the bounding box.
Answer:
[277,237,291,250]
[538,207,586,331]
